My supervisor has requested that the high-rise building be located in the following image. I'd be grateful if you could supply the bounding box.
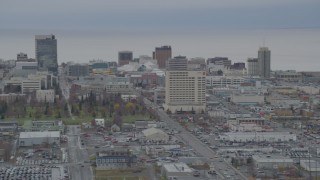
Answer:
[66,63,89,77]
[153,46,172,69]
[207,57,232,67]
[35,35,58,73]
[118,51,133,66]
[258,47,271,78]
[247,58,259,76]
[17,53,28,61]
[164,56,206,114]
[166,56,188,71]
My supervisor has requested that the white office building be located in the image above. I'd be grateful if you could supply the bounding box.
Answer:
[164,57,206,113]
[36,89,55,103]
[247,58,259,76]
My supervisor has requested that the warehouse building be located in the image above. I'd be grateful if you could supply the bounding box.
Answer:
[19,131,60,147]
[252,155,294,169]
[300,160,320,172]
[161,163,193,179]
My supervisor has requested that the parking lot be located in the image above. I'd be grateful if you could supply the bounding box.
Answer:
[15,147,63,166]
[0,166,52,180]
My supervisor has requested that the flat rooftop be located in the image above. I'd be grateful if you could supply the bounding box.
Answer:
[163,163,193,173]
[20,131,60,138]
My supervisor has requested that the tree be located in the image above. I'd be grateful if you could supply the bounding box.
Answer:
[44,103,49,115]
[56,111,62,119]
[113,113,122,128]
[71,105,74,114]
[125,102,135,114]
[79,102,82,111]
[114,103,120,111]
[64,103,68,112]
[92,111,96,118]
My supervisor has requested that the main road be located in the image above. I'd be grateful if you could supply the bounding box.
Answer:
[67,125,93,180]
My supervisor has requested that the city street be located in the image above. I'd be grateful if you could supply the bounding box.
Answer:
[67,125,93,180]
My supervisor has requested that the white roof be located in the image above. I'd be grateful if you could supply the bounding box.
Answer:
[224,132,294,136]
[20,131,60,139]
[163,163,193,173]
[253,155,293,163]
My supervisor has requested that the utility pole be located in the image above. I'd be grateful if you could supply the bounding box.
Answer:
[309,147,312,180]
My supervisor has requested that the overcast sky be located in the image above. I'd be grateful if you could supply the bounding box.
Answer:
[1,0,320,30]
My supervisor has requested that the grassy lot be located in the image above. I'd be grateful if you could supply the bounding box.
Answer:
[95,169,148,180]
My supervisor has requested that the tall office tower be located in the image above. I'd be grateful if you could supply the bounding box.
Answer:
[118,51,133,66]
[153,46,172,69]
[35,35,58,73]
[164,56,206,114]
[247,58,259,76]
[258,47,271,78]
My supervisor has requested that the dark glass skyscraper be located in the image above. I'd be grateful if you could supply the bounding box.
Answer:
[258,47,271,78]
[118,51,133,66]
[153,46,172,69]
[35,35,58,73]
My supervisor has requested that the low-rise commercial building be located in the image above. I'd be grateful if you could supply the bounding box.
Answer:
[0,121,18,132]
[231,93,265,105]
[220,132,296,142]
[94,119,105,127]
[206,76,245,87]
[96,149,137,170]
[300,160,320,172]
[252,155,294,169]
[0,94,25,103]
[74,75,132,93]
[161,163,193,179]
[274,70,302,82]
[19,131,60,147]
[266,94,300,107]
[36,89,55,103]
[25,120,64,133]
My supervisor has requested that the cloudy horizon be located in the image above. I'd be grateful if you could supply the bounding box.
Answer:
[1,0,320,30]
[1,0,320,71]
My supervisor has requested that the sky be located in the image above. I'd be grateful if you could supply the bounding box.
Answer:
[1,0,320,30]
[0,0,320,71]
